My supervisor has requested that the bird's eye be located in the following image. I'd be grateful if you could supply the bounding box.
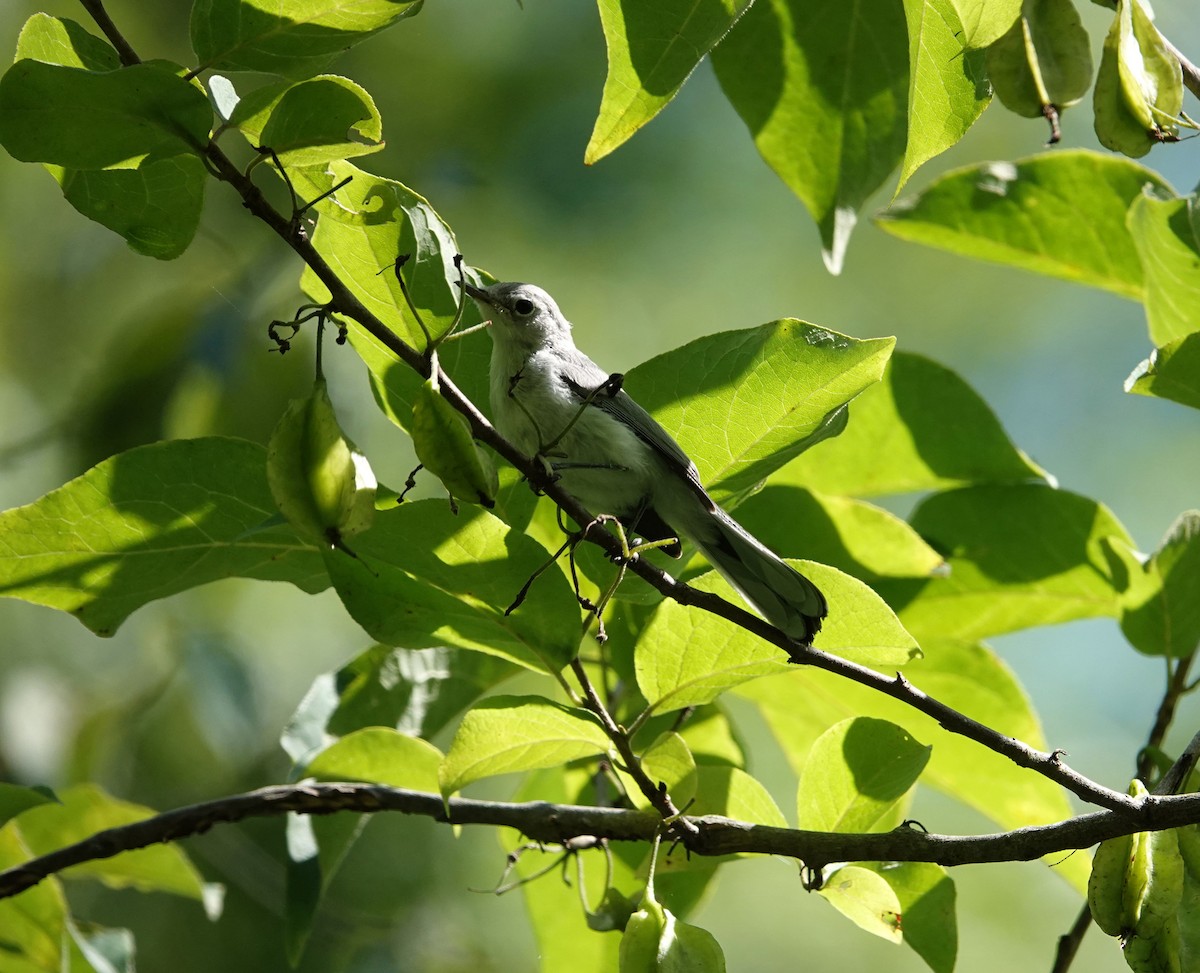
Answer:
[513,298,535,316]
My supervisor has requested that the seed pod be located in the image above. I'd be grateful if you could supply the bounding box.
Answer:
[987,0,1093,119]
[619,896,666,973]
[410,369,498,508]
[267,377,378,547]
[1094,0,1183,156]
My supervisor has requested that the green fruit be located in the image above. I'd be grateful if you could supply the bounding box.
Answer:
[267,377,377,546]
[987,0,1093,118]
[619,899,666,973]
[410,377,498,507]
[1091,829,1136,935]
[1094,0,1183,157]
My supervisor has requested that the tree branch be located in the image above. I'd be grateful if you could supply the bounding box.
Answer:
[3,782,1200,903]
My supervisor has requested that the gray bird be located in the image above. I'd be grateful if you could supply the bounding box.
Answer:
[464,280,827,645]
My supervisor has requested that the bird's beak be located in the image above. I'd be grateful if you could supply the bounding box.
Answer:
[459,281,492,306]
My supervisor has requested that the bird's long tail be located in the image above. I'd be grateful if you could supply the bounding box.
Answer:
[688,508,827,645]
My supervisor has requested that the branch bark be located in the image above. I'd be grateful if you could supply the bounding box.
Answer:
[4,781,1200,903]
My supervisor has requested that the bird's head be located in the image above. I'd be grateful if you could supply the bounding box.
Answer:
[462,281,572,351]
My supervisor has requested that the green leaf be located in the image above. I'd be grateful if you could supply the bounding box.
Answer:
[323,500,581,673]
[878,151,1173,300]
[740,640,1090,893]
[295,161,466,349]
[51,155,208,260]
[1127,331,1200,410]
[819,864,904,942]
[0,783,58,828]
[3,31,208,259]
[948,0,1021,47]
[0,438,327,637]
[623,320,894,505]
[635,563,920,715]
[735,486,944,583]
[0,60,211,168]
[1128,190,1200,345]
[17,784,216,908]
[439,695,611,796]
[712,0,909,273]
[15,14,119,71]
[282,644,518,764]
[586,0,753,164]
[886,484,1138,642]
[897,0,990,192]
[0,825,71,972]
[797,717,931,833]
[1121,512,1200,657]
[305,726,442,791]
[625,732,698,811]
[692,764,788,828]
[190,0,423,78]
[229,75,383,166]
[859,861,957,973]
[509,769,625,973]
[779,351,1046,496]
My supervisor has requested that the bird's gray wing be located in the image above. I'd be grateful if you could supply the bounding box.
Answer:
[560,372,713,510]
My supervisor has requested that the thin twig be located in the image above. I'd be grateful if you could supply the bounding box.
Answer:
[77,0,141,65]
[568,659,696,835]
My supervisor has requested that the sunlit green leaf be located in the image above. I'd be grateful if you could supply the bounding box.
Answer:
[17,784,215,908]
[897,0,989,192]
[1121,512,1200,657]
[0,438,327,637]
[735,486,944,583]
[586,0,752,164]
[230,75,383,166]
[635,563,919,715]
[305,726,442,791]
[740,641,1090,893]
[779,351,1046,496]
[282,644,518,765]
[624,321,893,505]
[0,783,58,829]
[797,717,930,833]
[692,764,788,828]
[948,0,1021,47]
[324,500,580,672]
[1126,331,1200,410]
[878,151,1173,300]
[15,13,119,70]
[1127,190,1200,345]
[190,0,422,78]
[860,861,957,973]
[820,864,903,942]
[713,0,908,272]
[440,695,611,796]
[884,484,1138,642]
[295,161,468,350]
[0,60,210,168]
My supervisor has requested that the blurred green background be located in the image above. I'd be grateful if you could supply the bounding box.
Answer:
[1,1,1198,970]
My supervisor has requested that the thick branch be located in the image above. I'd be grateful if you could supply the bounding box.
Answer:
[3,782,1200,903]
